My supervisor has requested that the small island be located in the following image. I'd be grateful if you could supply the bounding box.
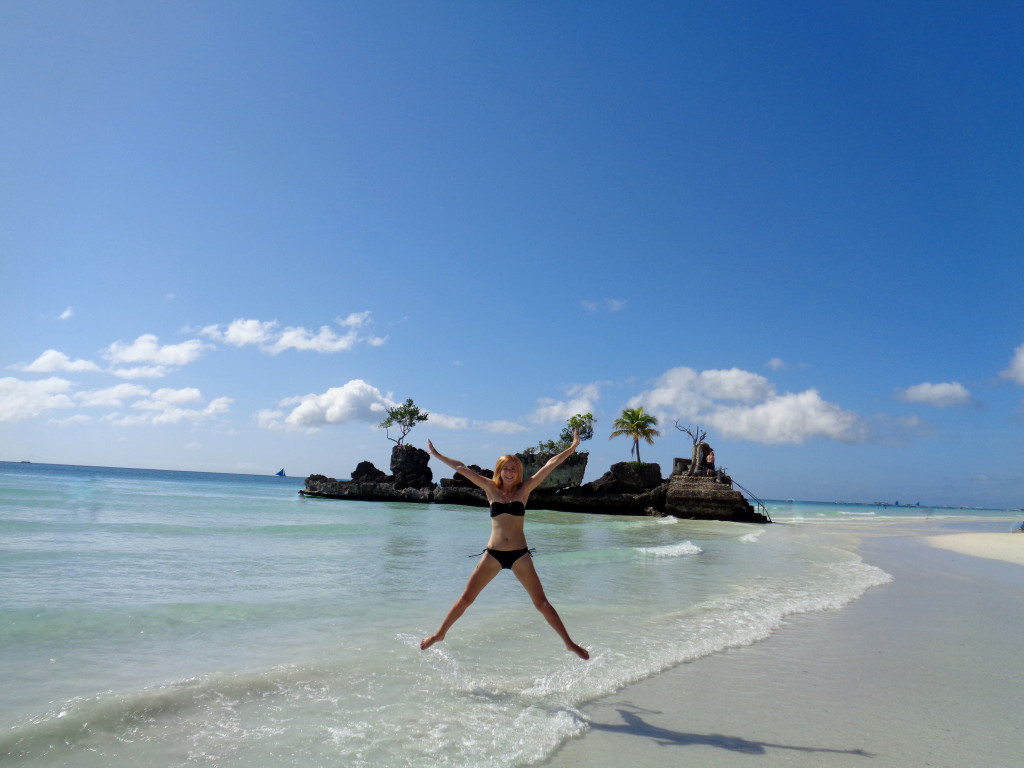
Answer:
[300,405,770,523]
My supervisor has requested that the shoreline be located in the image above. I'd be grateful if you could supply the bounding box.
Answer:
[544,522,1021,768]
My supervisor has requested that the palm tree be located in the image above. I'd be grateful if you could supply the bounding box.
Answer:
[609,406,660,463]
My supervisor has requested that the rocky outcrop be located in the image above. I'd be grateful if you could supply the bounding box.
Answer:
[518,453,588,489]
[301,451,769,523]
[302,473,433,502]
[664,474,767,523]
[300,445,433,502]
[390,444,432,490]
[351,461,387,483]
[588,461,664,494]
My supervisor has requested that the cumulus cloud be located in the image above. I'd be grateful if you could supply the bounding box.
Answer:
[629,366,864,444]
[77,383,150,408]
[631,368,773,416]
[706,390,865,444]
[109,365,171,379]
[257,379,393,432]
[17,349,101,373]
[766,357,786,370]
[531,383,601,423]
[202,312,387,355]
[105,334,209,367]
[105,388,232,426]
[895,381,972,408]
[1001,343,1024,385]
[213,318,278,347]
[0,377,75,421]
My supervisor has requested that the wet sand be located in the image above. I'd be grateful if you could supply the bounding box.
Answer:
[545,524,1023,768]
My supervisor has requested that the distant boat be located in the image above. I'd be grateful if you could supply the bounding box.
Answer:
[275,469,286,477]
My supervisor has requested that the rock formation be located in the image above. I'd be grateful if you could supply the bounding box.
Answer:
[300,449,769,524]
[390,444,432,490]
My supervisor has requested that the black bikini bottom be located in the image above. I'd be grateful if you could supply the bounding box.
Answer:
[473,547,534,569]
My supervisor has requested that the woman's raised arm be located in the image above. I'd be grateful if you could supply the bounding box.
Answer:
[427,440,494,492]
[521,429,580,495]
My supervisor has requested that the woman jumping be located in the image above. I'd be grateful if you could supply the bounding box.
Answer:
[420,432,590,660]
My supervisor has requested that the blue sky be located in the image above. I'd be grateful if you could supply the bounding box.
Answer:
[2,1,1021,508]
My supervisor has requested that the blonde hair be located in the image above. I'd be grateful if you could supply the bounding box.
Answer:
[493,455,523,490]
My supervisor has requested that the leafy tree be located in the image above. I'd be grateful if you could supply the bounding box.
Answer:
[561,412,596,443]
[521,413,596,458]
[609,406,660,463]
[379,398,429,445]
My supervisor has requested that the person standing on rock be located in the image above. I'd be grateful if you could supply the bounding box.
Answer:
[420,431,590,660]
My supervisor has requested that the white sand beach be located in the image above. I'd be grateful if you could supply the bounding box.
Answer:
[925,531,1024,565]
[544,523,1023,768]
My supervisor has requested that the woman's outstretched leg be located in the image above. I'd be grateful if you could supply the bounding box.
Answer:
[511,557,589,660]
[421,554,501,650]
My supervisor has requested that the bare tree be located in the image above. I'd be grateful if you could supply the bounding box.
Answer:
[674,421,708,476]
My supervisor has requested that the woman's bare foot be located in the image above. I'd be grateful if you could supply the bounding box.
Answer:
[568,642,590,660]
[420,633,444,650]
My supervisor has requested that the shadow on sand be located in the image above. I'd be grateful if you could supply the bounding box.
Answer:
[587,706,874,758]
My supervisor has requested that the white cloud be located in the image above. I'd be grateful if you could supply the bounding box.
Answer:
[629,367,773,417]
[1001,343,1024,385]
[428,412,471,430]
[59,306,74,320]
[0,377,75,421]
[340,311,372,327]
[629,366,864,445]
[105,334,209,366]
[270,324,363,354]
[218,319,279,347]
[256,409,287,430]
[110,365,171,379]
[531,383,601,423]
[705,390,865,444]
[478,419,527,434]
[694,368,774,402]
[201,312,387,355]
[134,387,204,408]
[107,389,232,426]
[766,357,786,370]
[428,412,527,433]
[49,414,93,425]
[895,381,972,408]
[18,349,101,373]
[259,379,393,432]
[77,383,150,408]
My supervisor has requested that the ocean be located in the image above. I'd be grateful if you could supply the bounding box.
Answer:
[1,462,1017,767]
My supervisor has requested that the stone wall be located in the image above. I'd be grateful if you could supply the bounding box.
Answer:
[664,475,766,523]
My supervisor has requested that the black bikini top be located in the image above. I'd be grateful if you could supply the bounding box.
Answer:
[489,500,526,518]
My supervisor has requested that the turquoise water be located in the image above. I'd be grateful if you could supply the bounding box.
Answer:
[1,462,1015,767]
